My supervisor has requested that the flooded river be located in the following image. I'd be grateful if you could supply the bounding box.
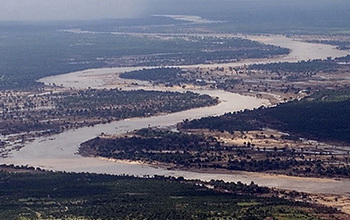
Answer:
[2,34,350,195]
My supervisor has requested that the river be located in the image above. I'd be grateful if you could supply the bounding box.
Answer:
[2,34,350,195]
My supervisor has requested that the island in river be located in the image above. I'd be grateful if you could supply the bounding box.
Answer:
[2,34,350,215]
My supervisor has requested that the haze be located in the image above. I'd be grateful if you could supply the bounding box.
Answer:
[0,0,146,21]
[1,0,350,22]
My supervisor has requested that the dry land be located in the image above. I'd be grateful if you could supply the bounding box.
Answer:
[2,33,350,217]
[0,88,217,157]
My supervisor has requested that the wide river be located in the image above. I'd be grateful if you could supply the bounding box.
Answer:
[2,35,350,195]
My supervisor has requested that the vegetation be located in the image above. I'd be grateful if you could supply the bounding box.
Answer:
[108,88,347,177]
[182,88,350,144]
[80,128,218,164]
[0,89,217,135]
[0,89,217,155]
[119,44,289,67]
[307,40,350,50]
[55,89,217,118]
[77,2,350,35]
[120,68,183,82]
[249,59,339,73]
[120,67,242,90]
[80,128,350,178]
[336,55,350,62]
[0,25,288,90]
[0,170,341,220]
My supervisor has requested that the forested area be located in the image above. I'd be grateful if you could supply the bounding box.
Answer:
[79,128,219,164]
[0,89,217,135]
[80,128,350,178]
[249,59,340,73]
[1,3,350,219]
[118,46,289,67]
[0,25,289,90]
[55,89,217,118]
[182,88,350,144]
[0,89,217,154]
[0,170,340,220]
[307,40,350,50]
[120,68,183,82]
[336,55,350,62]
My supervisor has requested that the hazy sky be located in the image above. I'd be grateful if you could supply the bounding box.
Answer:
[0,0,349,22]
[0,0,146,21]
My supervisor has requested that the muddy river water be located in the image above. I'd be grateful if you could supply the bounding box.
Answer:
[2,35,350,195]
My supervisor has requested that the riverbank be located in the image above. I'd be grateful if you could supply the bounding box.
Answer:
[39,35,348,90]
[2,34,349,202]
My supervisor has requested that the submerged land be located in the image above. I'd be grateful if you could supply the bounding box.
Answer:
[1,9,350,219]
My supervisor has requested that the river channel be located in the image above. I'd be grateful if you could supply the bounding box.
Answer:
[2,34,350,195]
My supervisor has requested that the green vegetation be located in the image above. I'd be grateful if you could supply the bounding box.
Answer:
[120,67,183,82]
[120,67,242,89]
[79,128,218,164]
[0,170,339,220]
[55,89,218,118]
[249,59,339,73]
[0,28,103,89]
[80,128,350,178]
[163,88,350,177]
[0,89,217,138]
[336,55,350,62]
[182,88,350,144]
[182,115,259,133]
[307,40,350,50]
[0,25,289,90]
[309,87,350,102]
